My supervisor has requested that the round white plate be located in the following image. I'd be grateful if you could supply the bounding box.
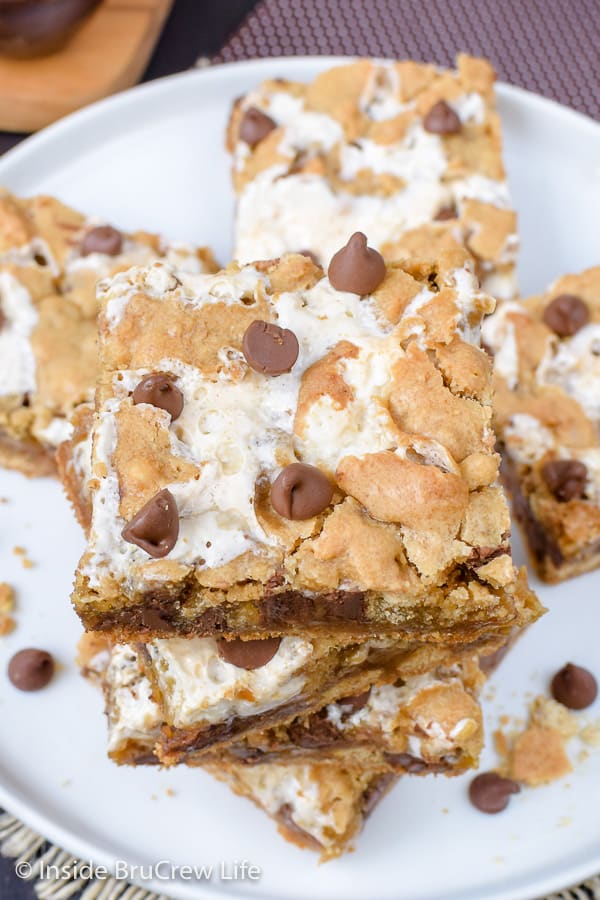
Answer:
[0,57,599,900]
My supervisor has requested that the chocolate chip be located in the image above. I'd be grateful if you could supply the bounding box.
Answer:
[542,459,587,502]
[338,688,371,719]
[328,232,386,295]
[542,294,590,337]
[8,648,54,691]
[122,488,179,558]
[239,107,276,147]
[80,225,123,257]
[217,637,281,670]
[271,462,333,519]
[434,204,458,221]
[0,308,5,330]
[242,320,299,376]
[132,373,184,421]
[424,100,462,135]
[289,712,340,748]
[551,662,598,710]
[468,772,520,814]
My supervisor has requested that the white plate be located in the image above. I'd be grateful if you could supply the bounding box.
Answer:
[0,57,599,900]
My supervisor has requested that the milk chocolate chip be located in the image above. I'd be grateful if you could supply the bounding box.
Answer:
[239,107,276,147]
[424,100,462,135]
[328,232,386,295]
[551,663,597,710]
[469,772,520,813]
[271,462,333,520]
[242,320,299,376]
[542,459,587,502]
[8,648,54,691]
[80,225,123,257]
[542,294,590,337]
[132,373,184,421]
[122,488,179,558]
[217,637,281,670]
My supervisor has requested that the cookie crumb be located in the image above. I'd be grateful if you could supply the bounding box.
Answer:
[0,615,15,636]
[580,720,600,747]
[530,695,578,739]
[0,582,15,613]
[510,725,571,786]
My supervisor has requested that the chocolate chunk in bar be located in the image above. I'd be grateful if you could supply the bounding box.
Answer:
[542,459,587,502]
[338,688,371,719]
[8,648,54,691]
[328,232,386,295]
[271,463,332,520]
[424,100,462,135]
[217,637,281,670]
[122,488,179,558]
[434,205,458,221]
[468,772,520,813]
[239,107,277,147]
[542,294,590,337]
[551,663,598,710]
[288,712,341,749]
[132,373,184,421]
[80,225,123,257]
[362,772,396,818]
[242,320,299,375]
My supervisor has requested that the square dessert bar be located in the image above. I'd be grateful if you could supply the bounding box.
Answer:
[91,632,499,767]
[205,654,485,777]
[227,54,517,299]
[483,266,600,582]
[72,247,541,641]
[203,760,397,862]
[0,190,217,476]
[77,636,395,863]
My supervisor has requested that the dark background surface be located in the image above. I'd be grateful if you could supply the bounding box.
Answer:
[0,9,258,900]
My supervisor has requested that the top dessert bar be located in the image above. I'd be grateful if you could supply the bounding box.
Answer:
[483,266,600,582]
[72,244,541,641]
[227,54,517,300]
[0,190,217,476]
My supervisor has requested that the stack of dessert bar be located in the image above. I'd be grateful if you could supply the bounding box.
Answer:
[0,54,553,861]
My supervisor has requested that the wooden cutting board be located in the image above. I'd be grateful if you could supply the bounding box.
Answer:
[0,0,174,132]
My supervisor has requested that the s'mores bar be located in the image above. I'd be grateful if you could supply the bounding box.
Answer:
[207,655,485,776]
[483,267,600,582]
[227,55,517,299]
[93,633,500,767]
[0,191,217,476]
[203,761,397,862]
[71,248,540,642]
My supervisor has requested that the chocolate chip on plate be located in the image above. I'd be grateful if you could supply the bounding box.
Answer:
[217,637,281,670]
[468,772,520,814]
[0,308,5,330]
[239,107,277,147]
[8,648,55,691]
[80,225,123,257]
[542,459,587,502]
[423,100,462,135]
[242,320,299,376]
[551,663,598,710]
[132,373,184,421]
[434,204,458,221]
[122,488,179,558]
[328,232,386,295]
[271,462,333,520]
[542,294,590,337]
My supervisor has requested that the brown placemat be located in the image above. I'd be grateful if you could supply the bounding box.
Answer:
[213,0,599,120]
